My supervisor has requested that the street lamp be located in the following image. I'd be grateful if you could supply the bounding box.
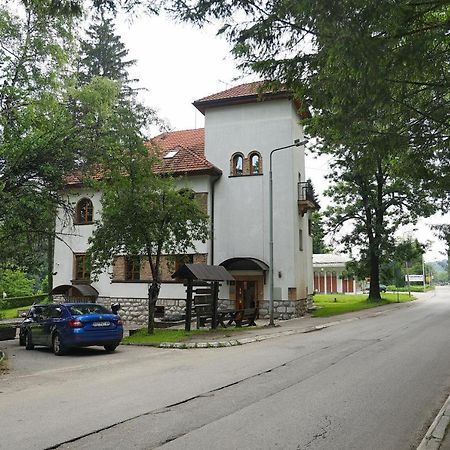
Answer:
[269,138,308,326]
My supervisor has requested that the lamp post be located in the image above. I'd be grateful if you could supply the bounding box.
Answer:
[269,138,308,326]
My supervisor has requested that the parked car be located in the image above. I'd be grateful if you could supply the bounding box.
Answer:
[19,303,123,355]
[364,284,387,293]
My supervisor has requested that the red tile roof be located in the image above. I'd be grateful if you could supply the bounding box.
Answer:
[193,81,310,118]
[195,81,279,103]
[65,128,220,186]
[193,81,291,114]
[150,129,221,176]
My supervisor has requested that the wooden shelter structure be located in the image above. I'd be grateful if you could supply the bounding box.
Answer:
[171,264,234,331]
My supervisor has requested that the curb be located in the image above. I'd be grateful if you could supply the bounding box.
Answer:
[124,300,415,350]
[417,395,450,450]
[153,308,399,349]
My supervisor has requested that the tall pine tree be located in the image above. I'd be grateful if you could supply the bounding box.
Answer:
[79,11,137,97]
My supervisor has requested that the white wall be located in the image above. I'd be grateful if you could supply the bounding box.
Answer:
[53,176,211,301]
[204,99,313,301]
[53,98,315,303]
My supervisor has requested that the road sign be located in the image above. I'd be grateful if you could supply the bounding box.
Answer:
[405,274,424,282]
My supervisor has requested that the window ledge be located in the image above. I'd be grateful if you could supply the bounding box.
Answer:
[111,279,183,284]
[228,173,263,178]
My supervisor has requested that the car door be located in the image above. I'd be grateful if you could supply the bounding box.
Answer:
[39,305,64,347]
[28,306,46,345]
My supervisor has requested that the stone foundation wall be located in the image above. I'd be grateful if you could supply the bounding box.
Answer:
[258,298,308,320]
[92,295,310,325]
[97,297,186,326]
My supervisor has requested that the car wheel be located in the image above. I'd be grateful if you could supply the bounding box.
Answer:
[25,331,34,350]
[52,333,66,356]
[104,343,118,353]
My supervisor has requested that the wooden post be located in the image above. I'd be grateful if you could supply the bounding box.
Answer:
[185,279,193,332]
[211,281,219,330]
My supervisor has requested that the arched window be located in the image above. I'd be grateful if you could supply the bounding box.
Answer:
[249,152,262,175]
[76,198,93,224]
[231,153,244,176]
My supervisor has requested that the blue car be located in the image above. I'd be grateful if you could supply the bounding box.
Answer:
[19,303,123,355]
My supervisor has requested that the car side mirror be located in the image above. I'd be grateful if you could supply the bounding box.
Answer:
[111,303,121,314]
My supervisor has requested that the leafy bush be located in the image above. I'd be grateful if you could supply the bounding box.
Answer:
[0,269,34,298]
[387,285,432,293]
[1,294,48,310]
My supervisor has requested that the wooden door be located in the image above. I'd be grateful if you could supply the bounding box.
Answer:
[235,281,257,310]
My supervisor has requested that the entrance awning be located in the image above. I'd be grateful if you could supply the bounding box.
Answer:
[220,257,269,272]
[171,264,234,282]
[50,284,99,298]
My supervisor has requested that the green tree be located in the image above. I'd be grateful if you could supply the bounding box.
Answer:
[322,142,435,300]
[161,0,449,300]
[311,211,329,254]
[432,225,450,280]
[0,269,34,298]
[167,0,449,184]
[78,10,137,97]
[88,144,209,334]
[0,1,131,277]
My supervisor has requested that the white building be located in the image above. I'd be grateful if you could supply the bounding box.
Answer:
[313,254,357,294]
[53,82,318,322]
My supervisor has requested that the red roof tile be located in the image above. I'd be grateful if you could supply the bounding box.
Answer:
[195,81,279,103]
[65,129,220,186]
[193,81,310,118]
[150,128,221,176]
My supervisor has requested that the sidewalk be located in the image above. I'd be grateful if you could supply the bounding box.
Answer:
[131,298,419,349]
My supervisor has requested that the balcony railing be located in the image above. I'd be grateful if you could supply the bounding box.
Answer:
[297,181,318,216]
[298,181,315,203]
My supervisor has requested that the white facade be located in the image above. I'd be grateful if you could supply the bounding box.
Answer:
[313,254,357,294]
[204,100,312,302]
[53,83,316,316]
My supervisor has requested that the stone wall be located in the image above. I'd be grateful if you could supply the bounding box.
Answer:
[93,295,311,325]
[97,297,186,326]
[258,298,308,320]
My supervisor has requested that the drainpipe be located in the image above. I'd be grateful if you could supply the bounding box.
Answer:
[210,175,221,265]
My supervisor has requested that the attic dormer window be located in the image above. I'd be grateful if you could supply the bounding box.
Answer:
[164,149,178,159]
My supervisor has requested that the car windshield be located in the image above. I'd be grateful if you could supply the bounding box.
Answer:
[68,305,111,316]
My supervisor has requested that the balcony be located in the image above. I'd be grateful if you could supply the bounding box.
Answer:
[298,181,319,216]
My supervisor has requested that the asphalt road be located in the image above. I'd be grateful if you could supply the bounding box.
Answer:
[1,287,450,450]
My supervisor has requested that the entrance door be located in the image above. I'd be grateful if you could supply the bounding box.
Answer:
[235,281,256,310]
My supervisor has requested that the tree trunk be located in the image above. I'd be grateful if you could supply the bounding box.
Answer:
[47,232,54,295]
[368,247,381,301]
[147,281,160,335]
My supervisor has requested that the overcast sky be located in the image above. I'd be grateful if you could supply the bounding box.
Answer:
[116,12,447,264]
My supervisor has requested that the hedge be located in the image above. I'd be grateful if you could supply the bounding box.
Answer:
[0,294,48,310]
[386,285,433,293]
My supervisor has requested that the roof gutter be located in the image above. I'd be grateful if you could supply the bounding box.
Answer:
[210,174,221,265]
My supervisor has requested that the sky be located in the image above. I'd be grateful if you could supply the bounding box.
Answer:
[116,12,448,264]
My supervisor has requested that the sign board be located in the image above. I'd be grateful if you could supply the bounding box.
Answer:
[405,274,424,282]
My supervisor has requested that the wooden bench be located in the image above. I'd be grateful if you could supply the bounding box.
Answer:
[195,304,234,329]
[230,308,258,327]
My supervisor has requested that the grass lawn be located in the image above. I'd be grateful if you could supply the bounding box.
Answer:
[0,305,33,320]
[123,326,258,346]
[312,293,414,318]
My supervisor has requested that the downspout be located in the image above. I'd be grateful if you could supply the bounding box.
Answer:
[210,174,221,265]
